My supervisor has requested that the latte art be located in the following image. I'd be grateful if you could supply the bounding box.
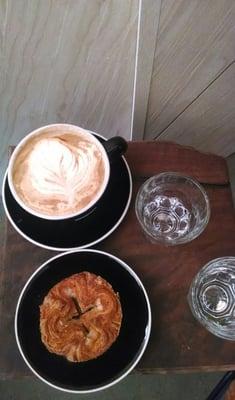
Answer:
[28,139,98,198]
[12,131,107,217]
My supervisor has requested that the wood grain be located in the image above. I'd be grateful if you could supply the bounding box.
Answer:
[156,63,235,156]
[103,186,235,373]
[1,142,235,378]
[131,0,161,140]
[144,0,235,147]
[0,0,138,182]
[126,141,229,184]
[227,153,235,205]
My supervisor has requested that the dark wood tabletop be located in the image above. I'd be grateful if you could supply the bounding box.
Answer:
[1,141,235,379]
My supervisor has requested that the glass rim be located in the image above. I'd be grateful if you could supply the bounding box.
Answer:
[188,256,235,340]
[135,172,211,245]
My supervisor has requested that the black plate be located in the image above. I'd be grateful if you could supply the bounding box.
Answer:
[2,136,132,250]
[15,250,151,393]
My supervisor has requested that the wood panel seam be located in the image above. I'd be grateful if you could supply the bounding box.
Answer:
[131,0,162,140]
[130,0,142,140]
[155,59,235,140]
[142,0,163,140]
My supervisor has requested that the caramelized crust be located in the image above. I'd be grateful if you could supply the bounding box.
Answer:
[40,272,122,362]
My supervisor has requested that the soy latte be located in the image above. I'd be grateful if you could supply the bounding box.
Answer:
[11,127,108,218]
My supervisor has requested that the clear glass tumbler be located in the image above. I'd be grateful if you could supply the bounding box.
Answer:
[188,257,235,340]
[135,172,210,245]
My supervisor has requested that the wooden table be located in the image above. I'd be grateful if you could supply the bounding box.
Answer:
[1,141,235,380]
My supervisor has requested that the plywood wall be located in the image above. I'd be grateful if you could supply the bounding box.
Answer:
[0,0,234,184]
[144,0,235,156]
[0,0,138,181]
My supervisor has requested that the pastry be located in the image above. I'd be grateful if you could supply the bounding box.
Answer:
[40,272,122,362]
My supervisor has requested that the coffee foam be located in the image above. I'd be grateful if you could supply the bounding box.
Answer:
[12,131,106,217]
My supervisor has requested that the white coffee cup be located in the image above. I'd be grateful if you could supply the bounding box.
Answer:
[8,124,127,221]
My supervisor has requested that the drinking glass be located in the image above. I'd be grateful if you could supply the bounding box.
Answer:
[188,257,235,340]
[135,172,210,245]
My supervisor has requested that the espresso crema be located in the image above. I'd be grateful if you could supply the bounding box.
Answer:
[12,131,107,217]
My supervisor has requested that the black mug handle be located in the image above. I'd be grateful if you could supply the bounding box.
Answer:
[102,136,127,161]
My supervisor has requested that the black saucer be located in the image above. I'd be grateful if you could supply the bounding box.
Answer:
[2,138,132,250]
[15,250,151,393]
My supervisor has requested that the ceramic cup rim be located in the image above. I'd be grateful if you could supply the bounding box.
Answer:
[8,123,110,220]
[135,171,211,245]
